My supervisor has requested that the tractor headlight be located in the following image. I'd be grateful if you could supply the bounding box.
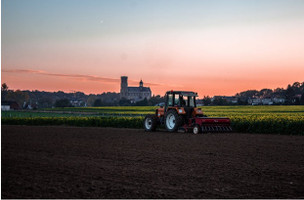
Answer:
[179,109,183,113]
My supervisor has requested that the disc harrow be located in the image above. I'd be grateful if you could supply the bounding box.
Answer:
[201,125,232,133]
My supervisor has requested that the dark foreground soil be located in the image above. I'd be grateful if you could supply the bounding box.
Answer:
[2,125,304,199]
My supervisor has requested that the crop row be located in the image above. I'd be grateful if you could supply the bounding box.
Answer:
[2,115,304,135]
[230,116,304,135]
[43,105,304,116]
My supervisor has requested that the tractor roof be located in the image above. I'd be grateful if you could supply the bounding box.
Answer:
[166,91,198,97]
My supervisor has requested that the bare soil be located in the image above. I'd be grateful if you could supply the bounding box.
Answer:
[2,125,304,198]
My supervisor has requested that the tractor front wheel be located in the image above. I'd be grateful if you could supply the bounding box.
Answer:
[144,114,158,132]
[193,124,201,134]
[165,110,183,132]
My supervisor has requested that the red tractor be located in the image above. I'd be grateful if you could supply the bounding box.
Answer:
[144,91,232,134]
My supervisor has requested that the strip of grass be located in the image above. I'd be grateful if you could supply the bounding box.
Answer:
[41,105,304,116]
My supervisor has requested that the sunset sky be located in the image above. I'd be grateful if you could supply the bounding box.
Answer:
[2,0,304,97]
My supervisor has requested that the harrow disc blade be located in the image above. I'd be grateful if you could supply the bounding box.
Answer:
[201,125,232,133]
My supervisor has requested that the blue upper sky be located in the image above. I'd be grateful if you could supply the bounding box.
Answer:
[3,0,304,42]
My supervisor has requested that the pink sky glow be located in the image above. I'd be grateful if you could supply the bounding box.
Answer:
[2,0,304,97]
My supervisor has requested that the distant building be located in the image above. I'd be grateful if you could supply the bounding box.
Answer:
[1,105,10,111]
[120,76,152,103]
[196,99,204,106]
[262,98,273,105]
[248,98,262,105]
[70,100,85,107]
[248,98,275,105]
[273,97,285,104]
[1,101,20,110]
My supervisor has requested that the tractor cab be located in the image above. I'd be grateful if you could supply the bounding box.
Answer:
[164,91,197,109]
[164,91,199,119]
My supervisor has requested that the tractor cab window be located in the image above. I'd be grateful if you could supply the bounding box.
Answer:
[174,94,180,106]
[189,96,195,107]
[167,94,173,106]
[182,96,187,106]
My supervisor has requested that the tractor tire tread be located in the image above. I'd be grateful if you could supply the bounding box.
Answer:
[164,109,183,132]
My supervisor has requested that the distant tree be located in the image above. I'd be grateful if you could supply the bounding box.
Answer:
[119,97,131,106]
[294,96,301,105]
[237,97,247,105]
[74,92,86,99]
[212,97,228,105]
[300,93,304,105]
[38,97,53,108]
[87,95,97,107]
[273,87,285,98]
[259,89,273,98]
[5,90,30,108]
[293,82,301,87]
[237,90,259,99]
[285,84,296,104]
[300,82,304,93]
[2,83,8,91]
[136,98,148,106]
[100,92,120,105]
[147,95,164,106]
[1,83,9,101]
[54,99,72,107]
[93,99,103,107]
[202,96,211,106]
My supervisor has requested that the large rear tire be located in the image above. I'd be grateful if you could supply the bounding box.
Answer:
[165,110,183,132]
[144,114,157,132]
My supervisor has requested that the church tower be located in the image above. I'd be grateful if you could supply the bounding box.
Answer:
[139,79,143,91]
[120,76,128,99]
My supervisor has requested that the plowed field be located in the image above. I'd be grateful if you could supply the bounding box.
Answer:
[2,125,304,198]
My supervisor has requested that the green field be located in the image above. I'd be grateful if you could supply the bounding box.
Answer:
[201,105,304,117]
[43,106,156,115]
[40,105,304,116]
[3,105,304,117]
[2,105,304,135]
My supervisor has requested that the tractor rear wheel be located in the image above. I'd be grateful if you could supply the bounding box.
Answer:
[144,114,157,132]
[165,110,183,132]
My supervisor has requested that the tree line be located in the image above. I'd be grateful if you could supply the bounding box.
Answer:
[201,81,304,105]
[1,83,164,108]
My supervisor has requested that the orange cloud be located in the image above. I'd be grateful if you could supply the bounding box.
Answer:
[2,68,164,87]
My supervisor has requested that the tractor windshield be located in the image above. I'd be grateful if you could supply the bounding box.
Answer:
[189,96,195,107]
[174,95,180,106]
[165,91,197,107]
[167,94,173,106]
